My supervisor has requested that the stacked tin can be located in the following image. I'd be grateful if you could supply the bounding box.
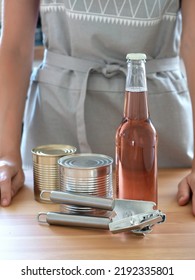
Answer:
[58,153,113,216]
[32,144,77,202]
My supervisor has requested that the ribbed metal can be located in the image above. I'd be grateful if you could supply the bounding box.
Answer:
[58,153,113,215]
[32,144,77,203]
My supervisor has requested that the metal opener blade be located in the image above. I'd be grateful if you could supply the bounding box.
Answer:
[109,210,166,234]
[38,190,166,234]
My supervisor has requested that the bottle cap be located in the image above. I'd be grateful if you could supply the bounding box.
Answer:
[126,53,147,60]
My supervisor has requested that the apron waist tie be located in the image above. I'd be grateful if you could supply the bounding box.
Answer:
[33,50,180,153]
[43,50,180,74]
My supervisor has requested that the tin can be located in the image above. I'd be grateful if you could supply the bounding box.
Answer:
[58,153,113,215]
[32,144,77,202]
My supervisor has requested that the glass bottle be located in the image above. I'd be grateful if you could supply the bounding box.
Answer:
[115,53,158,204]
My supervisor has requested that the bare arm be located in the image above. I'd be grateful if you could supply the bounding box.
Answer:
[0,0,40,206]
[177,0,195,215]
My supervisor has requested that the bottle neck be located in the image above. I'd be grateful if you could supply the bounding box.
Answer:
[124,91,149,120]
[124,59,149,120]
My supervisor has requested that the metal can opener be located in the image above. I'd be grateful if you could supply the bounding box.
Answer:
[38,191,166,235]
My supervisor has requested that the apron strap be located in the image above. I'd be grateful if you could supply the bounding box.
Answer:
[146,56,180,74]
[76,67,93,152]
[75,64,126,152]
[43,50,180,74]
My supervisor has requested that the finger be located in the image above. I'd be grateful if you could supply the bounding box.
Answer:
[0,171,12,206]
[177,177,191,206]
[11,170,25,196]
[191,189,195,216]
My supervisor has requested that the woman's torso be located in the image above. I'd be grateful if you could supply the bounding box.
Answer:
[21,0,193,168]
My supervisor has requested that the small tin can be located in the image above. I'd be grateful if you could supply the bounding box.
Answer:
[58,153,113,215]
[32,144,77,203]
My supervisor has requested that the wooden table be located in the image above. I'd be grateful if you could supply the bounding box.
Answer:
[0,168,194,260]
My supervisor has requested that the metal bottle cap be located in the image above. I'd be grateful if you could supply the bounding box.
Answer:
[126,53,147,60]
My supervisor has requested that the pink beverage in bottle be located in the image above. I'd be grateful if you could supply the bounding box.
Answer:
[116,53,158,205]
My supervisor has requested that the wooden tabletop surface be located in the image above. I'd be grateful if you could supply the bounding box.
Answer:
[0,168,194,260]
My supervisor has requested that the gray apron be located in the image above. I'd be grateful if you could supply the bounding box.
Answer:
[21,0,193,168]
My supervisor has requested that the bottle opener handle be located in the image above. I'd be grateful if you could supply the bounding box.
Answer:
[38,211,110,229]
[40,190,114,211]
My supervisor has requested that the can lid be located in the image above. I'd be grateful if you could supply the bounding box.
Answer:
[31,144,77,157]
[126,53,147,60]
[58,153,113,169]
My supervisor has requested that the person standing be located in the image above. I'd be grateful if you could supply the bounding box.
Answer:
[0,0,194,215]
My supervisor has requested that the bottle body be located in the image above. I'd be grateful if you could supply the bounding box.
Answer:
[116,54,158,204]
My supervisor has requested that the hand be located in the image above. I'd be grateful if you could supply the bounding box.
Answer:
[0,159,25,206]
[177,170,195,216]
